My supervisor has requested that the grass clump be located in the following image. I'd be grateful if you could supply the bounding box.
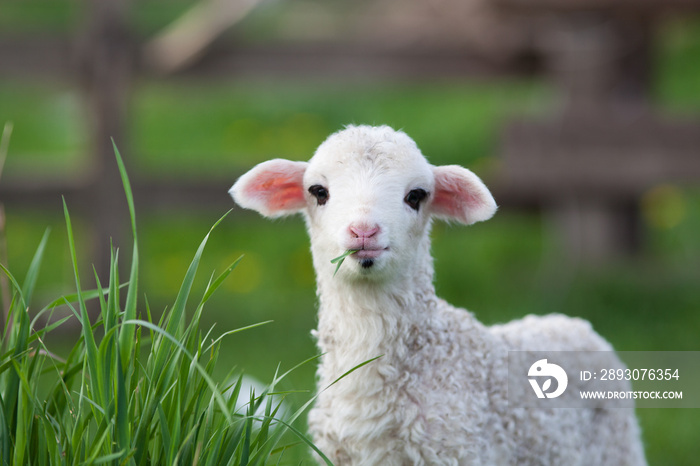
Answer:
[0,143,330,465]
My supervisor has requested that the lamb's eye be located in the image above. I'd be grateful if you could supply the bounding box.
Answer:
[405,188,428,211]
[309,185,329,206]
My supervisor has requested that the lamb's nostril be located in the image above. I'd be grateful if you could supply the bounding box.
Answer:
[349,225,379,239]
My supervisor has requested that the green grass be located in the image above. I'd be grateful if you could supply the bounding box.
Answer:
[0,146,329,465]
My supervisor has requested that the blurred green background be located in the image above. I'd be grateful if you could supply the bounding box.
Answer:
[1,1,699,464]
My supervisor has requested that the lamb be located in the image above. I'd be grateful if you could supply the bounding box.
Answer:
[229,125,646,465]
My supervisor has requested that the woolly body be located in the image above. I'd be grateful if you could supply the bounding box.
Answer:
[230,125,646,465]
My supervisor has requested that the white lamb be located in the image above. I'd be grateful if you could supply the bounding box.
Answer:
[230,125,646,465]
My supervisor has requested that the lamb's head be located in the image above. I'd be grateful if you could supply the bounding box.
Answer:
[230,125,497,284]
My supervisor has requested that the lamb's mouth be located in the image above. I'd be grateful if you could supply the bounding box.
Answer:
[352,248,388,269]
[353,248,386,260]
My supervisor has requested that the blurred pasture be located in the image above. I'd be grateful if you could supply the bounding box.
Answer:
[1,1,700,464]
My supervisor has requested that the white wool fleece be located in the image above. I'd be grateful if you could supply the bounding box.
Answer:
[230,125,646,465]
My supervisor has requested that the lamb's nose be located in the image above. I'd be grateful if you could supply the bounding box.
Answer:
[349,224,379,239]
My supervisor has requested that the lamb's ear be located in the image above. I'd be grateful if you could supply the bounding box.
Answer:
[430,165,497,224]
[230,159,308,218]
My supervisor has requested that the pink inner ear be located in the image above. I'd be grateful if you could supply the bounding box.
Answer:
[432,167,491,223]
[243,163,306,213]
[433,188,462,218]
[434,186,484,214]
[433,187,479,221]
[262,177,305,211]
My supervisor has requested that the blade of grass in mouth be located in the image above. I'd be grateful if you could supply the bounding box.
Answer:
[331,249,358,277]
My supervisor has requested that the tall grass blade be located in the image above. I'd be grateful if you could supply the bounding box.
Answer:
[113,141,140,371]
[200,255,243,307]
[20,228,50,309]
[103,246,119,332]
[62,198,103,408]
[111,140,137,240]
[167,210,231,338]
